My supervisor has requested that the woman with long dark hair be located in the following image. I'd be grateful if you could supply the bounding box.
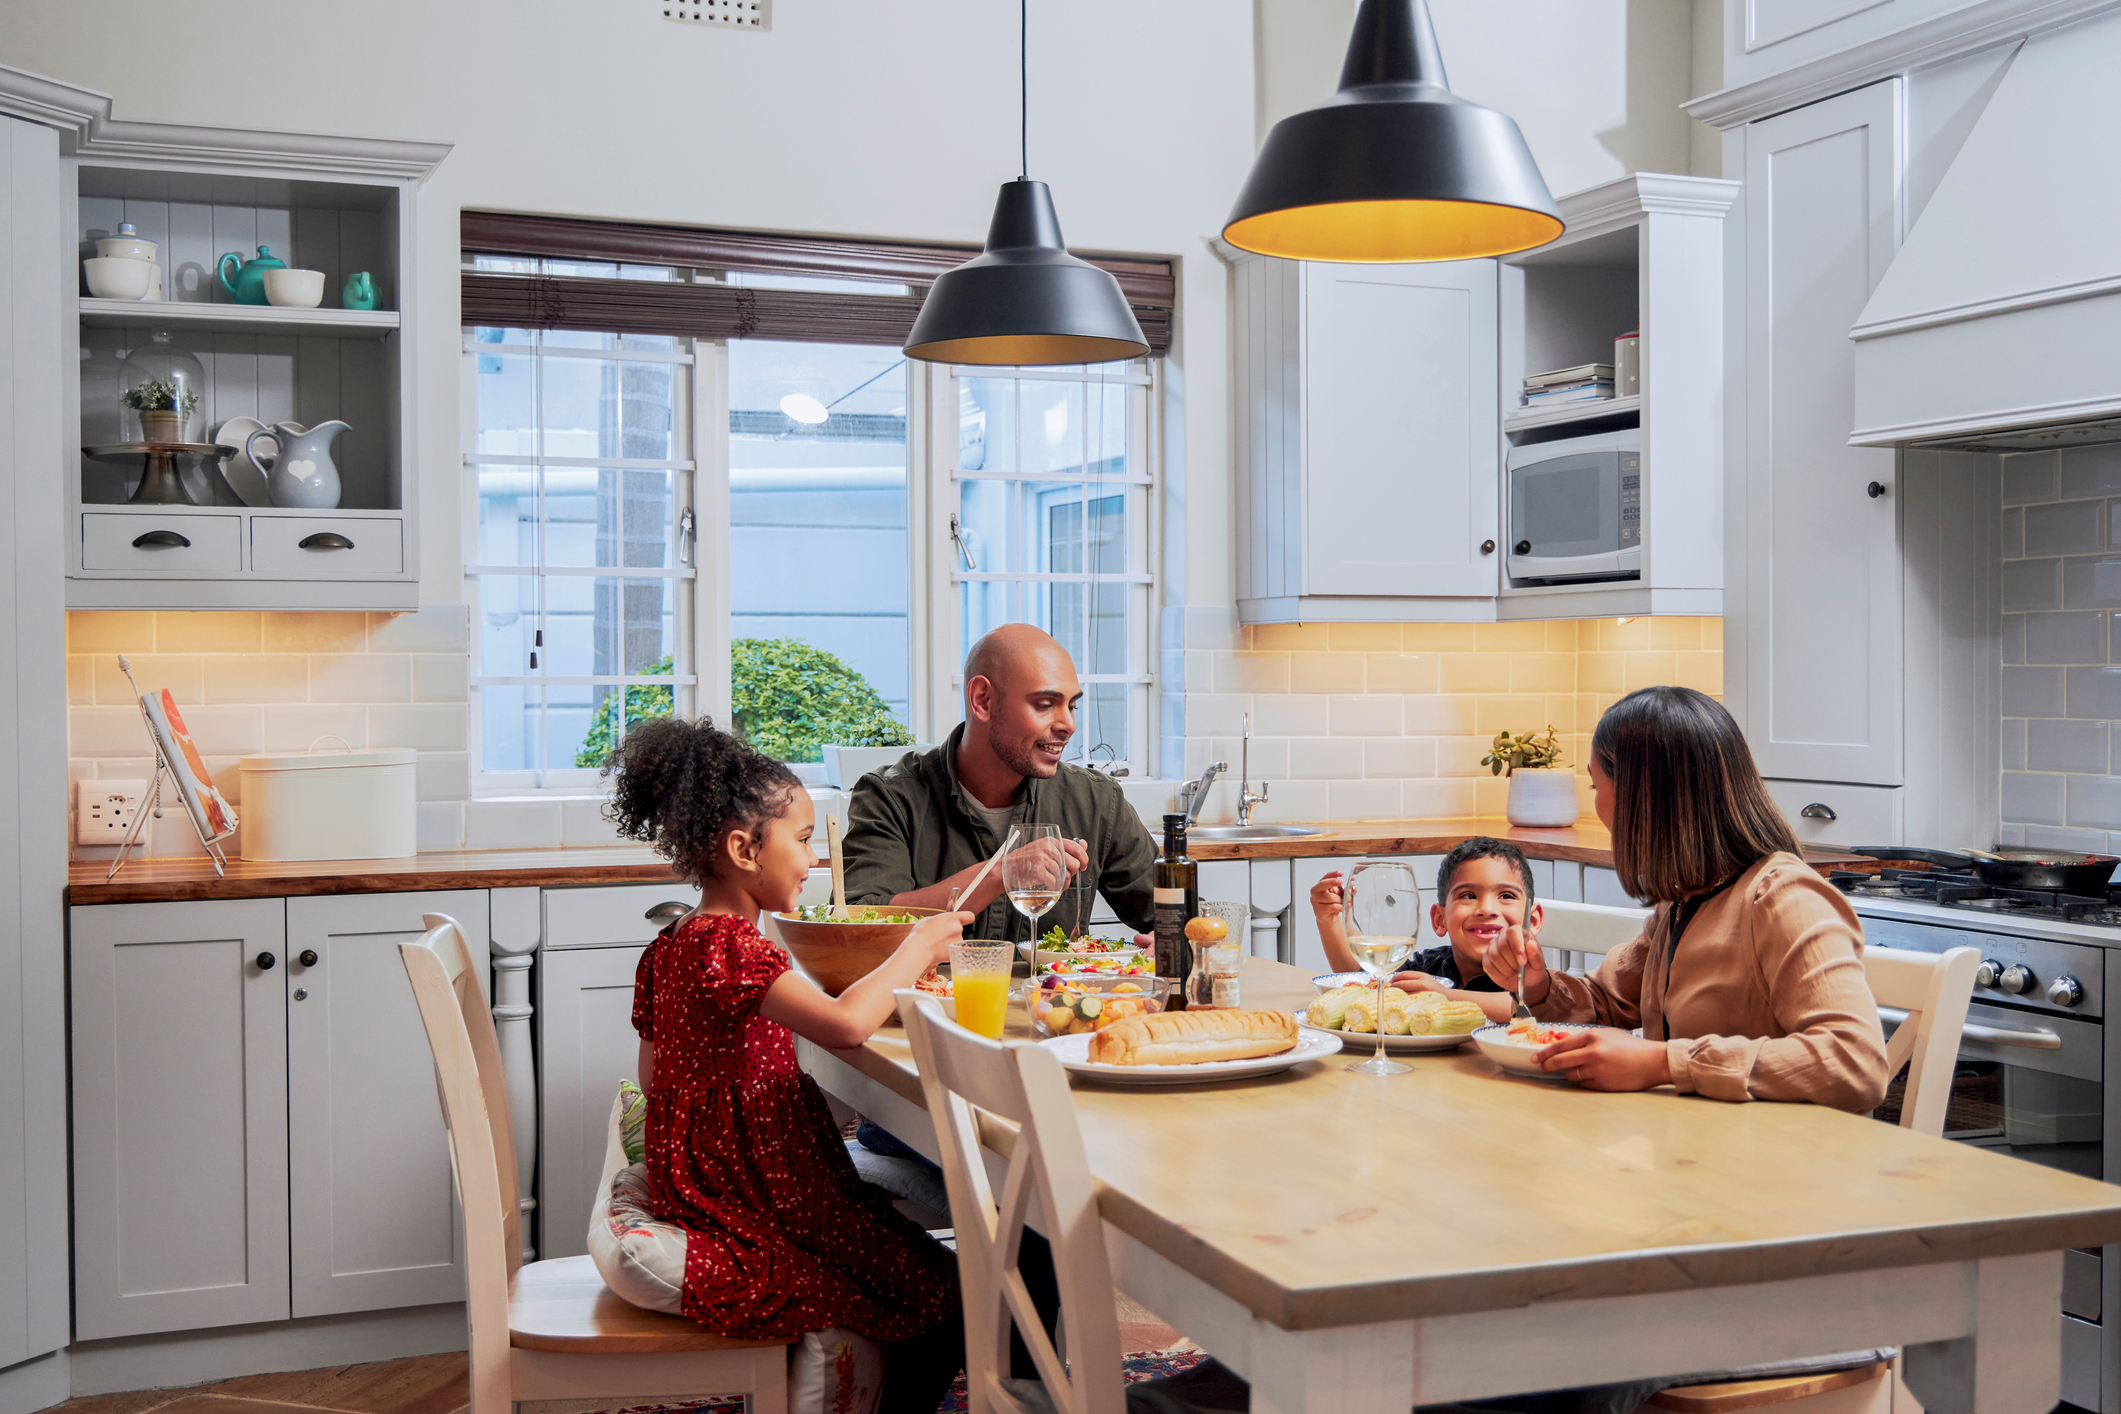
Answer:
[1485,686,1888,1111]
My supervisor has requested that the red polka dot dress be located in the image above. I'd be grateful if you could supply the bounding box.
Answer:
[632,911,960,1343]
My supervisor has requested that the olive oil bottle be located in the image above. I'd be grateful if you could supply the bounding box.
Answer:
[1152,812,1199,1010]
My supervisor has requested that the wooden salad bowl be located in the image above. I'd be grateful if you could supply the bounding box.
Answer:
[769,905,942,996]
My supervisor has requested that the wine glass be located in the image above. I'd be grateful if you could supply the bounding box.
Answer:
[1343,860,1420,1077]
[1001,824,1068,959]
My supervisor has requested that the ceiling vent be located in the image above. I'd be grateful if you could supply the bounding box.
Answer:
[662,0,768,28]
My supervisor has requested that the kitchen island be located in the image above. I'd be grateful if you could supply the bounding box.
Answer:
[802,956,2121,1413]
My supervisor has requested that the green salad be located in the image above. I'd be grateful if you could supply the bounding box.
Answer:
[789,905,921,924]
[1037,926,1136,953]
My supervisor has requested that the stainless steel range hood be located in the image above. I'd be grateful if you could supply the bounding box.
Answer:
[1850,6,2121,450]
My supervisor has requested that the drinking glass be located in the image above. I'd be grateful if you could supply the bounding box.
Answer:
[1000,823,1068,947]
[949,942,1015,1039]
[1344,860,1419,1076]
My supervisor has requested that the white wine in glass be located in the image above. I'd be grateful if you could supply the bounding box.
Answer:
[1000,824,1068,953]
[1344,860,1420,1076]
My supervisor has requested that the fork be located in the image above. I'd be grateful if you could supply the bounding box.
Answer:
[1512,929,1535,1026]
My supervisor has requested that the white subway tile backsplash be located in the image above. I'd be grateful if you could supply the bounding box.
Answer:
[368,606,471,653]
[370,704,471,752]
[1328,696,1401,736]
[412,654,470,703]
[1364,737,1436,778]
[464,799,562,850]
[202,654,307,705]
[1328,623,1402,651]
[417,802,466,851]
[1365,652,1439,693]
[1288,653,1366,694]
[1329,779,1402,819]
[262,704,369,752]
[1404,777,1479,817]
[1255,778,1331,823]
[1253,695,1331,737]
[310,653,412,703]
[416,751,471,802]
[1288,737,1364,779]
[561,797,626,847]
[1403,695,1478,735]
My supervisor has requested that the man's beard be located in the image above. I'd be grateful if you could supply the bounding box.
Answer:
[992,733,1058,778]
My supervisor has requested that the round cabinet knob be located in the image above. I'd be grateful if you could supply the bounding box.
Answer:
[1975,959,2002,988]
[1867,481,1888,498]
[2048,975,2085,1007]
[1479,539,1496,555]
[298,950,319,967]
[292,987,309,1002]
[255,952,275,970]
[2000,964,2036,995]
[1514,540,1532,555]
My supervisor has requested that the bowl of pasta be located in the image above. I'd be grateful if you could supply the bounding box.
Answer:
[1471,1020,1601,1077]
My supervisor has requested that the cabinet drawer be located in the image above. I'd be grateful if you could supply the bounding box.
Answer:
[543,882,702,950]
[251,517,403,576]
[82,513,242,572]
[1763,780,1902,847]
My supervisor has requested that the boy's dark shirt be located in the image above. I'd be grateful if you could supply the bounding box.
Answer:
[1399,941,1503,991]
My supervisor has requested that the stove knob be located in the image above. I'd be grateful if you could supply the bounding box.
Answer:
[1975,959,2003,988]
[2000,964,2036,995]
[2048,975,2085,1007]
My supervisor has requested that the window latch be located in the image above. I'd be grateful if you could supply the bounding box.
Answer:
[949,513,978,572]
[678,507,697,567]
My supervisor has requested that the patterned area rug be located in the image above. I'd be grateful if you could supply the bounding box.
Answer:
[539,1348,1211,1414]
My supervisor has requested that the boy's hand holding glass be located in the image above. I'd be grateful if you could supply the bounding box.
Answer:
[1308,871,1345,920]
[1480,921,1549,1003]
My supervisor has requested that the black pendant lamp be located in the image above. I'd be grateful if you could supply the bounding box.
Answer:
[1223,0,1563,263]
[903,2,1147,366]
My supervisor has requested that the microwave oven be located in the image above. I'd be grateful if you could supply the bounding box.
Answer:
[1506,428,1641,586]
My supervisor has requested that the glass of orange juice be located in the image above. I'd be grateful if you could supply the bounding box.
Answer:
[949,942,1014,1039]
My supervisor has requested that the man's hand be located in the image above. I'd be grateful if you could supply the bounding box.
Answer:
[1004,835,1086,889]
[1481,922,1550,1004]
[1534,1028,1672,1090]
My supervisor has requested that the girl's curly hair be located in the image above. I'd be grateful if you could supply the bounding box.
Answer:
[601,716,802,883]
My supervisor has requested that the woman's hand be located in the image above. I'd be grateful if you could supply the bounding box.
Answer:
[1309,871,1345,919]
[1481,922,1550,1004]
[1534,1028,1672,1091]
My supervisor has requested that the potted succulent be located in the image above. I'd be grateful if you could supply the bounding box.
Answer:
[1481,725,1577,827]
[822,704,926,788]
[122,377,200,444]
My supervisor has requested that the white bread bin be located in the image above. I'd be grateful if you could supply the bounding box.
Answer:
[238,745,417,861]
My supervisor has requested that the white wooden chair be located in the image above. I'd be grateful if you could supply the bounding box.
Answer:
[399,913,790,1414]
[896,989,1239,1414]
[1534,897,1650,973]
[1651,944,1978,1413]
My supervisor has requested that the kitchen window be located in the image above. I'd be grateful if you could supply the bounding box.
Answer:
[947,362,1155,773]
[465,288,698,790]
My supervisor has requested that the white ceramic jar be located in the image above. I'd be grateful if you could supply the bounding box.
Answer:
[237,746,417,860]
[1505,768,1580,828]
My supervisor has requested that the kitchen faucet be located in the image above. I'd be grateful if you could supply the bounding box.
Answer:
[1236,712,1268,825]
[1179,760,1227,826]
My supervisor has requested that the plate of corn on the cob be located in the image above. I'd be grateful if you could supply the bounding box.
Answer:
[1297,983,1487,1052]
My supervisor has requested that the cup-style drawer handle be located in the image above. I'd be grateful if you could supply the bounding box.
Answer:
[298,532,355,550]
[1800,802,1838,821]
[132,530,191,549]
[644,901,692,922]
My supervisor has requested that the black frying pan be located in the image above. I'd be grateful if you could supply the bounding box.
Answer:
[1847,845,2120,895]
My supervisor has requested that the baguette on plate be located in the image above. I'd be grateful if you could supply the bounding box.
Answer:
[1087,1008,1298,1066]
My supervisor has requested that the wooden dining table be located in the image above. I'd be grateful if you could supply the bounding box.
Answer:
[797,956,2121,1414]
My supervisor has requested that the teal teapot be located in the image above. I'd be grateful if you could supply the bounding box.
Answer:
[217,245,286,306]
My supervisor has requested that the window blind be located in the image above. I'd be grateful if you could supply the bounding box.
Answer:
[460,211,1174,354]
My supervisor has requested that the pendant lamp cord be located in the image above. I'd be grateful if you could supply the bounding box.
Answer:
[1019,0,1028,179]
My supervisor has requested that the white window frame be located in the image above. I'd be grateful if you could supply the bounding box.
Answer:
[460,331,705,794]
[920,361,1161,777]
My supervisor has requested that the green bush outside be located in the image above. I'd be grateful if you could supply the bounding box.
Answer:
[573,639,910,767]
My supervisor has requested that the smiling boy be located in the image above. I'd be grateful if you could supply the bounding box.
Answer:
[1313,837,1542,1025]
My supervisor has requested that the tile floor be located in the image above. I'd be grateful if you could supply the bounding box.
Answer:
[39,1301,1186,1414]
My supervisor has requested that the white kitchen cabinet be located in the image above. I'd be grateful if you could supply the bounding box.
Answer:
[285,891,488,1317]
[1737,81,1906,788]
[1717,0,2001,100]
[537,943,648,1261]
[70,899,290,1340]
[1233,256,1501,622]
[1288,854,1446,975]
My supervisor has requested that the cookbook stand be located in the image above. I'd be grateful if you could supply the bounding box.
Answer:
[106,660,234,880]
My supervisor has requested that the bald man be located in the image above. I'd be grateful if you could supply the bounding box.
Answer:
[841,623,1159,942]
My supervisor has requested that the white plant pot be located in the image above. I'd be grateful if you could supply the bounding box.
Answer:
[1505,768,1579,827]
[822,743,928,787]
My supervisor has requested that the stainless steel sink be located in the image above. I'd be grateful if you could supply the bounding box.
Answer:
[1187,824,1330,842]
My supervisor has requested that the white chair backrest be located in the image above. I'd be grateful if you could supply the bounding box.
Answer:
[400,913,519,1403]
[1538,898,1650,958]
[896,991,1125,1414]
[1862,944,1979,1137]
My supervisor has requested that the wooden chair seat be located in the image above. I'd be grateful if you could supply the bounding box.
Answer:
[1649,1360,1889,1412]
[509,1254,788,1355]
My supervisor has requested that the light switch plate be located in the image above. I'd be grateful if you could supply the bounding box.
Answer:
[76,779,148,845]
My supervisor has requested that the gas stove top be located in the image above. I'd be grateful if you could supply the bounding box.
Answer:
[1831,867,2121,928]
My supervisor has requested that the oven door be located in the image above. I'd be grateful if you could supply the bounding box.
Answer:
[1877,1000,2103,1178]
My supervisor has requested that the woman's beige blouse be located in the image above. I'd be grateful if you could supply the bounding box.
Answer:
[1534,852,1889,1112]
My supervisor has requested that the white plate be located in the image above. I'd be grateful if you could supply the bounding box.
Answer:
[213,416,273,507]
[1296,1018,1471,1053]
[1022,941,1146,966]
[1470,1022,1603,1078]
[1041,1028,1341,1085]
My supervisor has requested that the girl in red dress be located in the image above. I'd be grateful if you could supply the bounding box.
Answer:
[604,717,974,1410]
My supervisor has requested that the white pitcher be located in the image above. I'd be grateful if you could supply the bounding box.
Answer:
[246,420,349,509]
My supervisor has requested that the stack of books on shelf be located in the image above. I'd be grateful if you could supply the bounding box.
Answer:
[1521,363,1614,408]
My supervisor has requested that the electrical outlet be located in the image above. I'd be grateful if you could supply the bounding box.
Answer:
[76,779,148,846]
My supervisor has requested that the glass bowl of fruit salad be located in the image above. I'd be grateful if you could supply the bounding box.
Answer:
[1028,973,1174,1039]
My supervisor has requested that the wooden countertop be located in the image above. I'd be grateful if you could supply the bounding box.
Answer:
[817,956,2121,1330]
[66,816,1861,906]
